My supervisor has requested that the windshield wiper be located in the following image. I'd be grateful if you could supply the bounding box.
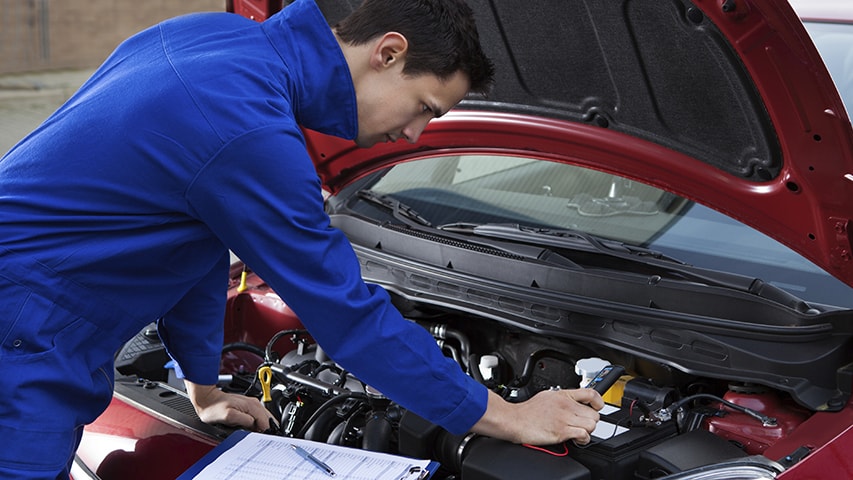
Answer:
[356,189,431,227]
[437,223,813,312]
[438,222,683,263]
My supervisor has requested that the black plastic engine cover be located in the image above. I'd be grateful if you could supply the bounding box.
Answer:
[635,429,747,478]
[461,437,590,480]
[115,322,169,382]
[398,411,590,479]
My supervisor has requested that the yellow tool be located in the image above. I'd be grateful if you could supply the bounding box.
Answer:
[259,365,273,402]
[237,264,249,293]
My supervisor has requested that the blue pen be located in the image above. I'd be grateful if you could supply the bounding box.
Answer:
[290,444,336,477]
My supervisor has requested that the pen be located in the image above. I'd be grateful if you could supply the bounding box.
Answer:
[290,444,336,477]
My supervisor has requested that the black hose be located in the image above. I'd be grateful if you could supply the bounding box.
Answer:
[362,412,393,452]
[295,392,369,438]
[512,349,577,388]
[264,329,308,362]
[468,354,485,384]
[222,342,265,358]
[444,329,471,369]
[669,393,776,426]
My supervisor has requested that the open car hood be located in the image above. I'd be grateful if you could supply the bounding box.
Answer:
[306,0,853,288]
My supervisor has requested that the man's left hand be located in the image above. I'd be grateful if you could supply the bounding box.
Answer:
[184,380,277,432]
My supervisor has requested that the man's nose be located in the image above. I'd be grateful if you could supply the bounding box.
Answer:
[402,117,431,144]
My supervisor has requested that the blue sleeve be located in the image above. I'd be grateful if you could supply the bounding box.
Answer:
[184,126,487,434]
[157,251,230,385]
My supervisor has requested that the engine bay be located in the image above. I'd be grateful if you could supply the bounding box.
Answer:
[112,269,851,479]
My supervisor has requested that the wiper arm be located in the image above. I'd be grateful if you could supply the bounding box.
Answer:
[356,189,431,227]
[438,223,813,312]
[446,223,684,264]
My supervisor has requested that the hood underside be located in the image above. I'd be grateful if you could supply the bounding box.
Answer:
[307,0,853,287]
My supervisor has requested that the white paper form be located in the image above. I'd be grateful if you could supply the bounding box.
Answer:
[189,432,433,480]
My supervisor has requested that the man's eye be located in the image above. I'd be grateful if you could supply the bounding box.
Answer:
[422,105,433,114]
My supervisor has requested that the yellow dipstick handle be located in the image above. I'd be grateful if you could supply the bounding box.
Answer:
[237,266,249,293]
[259,365,273,402]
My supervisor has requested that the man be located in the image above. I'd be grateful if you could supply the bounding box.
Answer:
[0,0,602,476]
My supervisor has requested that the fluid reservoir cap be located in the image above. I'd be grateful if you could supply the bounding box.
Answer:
[575,357,610,388]
[479,355,499,381]
[365,384,386,399]
[480,355,499,368]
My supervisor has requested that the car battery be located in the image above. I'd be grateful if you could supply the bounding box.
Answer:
[567,405,677,479]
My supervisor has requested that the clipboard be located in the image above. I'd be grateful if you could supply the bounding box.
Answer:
[177,430,439,480]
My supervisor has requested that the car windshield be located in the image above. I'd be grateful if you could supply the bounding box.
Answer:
[801,20,853,114]
[357,154,853,309]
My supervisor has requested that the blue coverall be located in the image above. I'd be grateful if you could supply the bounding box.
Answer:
[0,0,487,476]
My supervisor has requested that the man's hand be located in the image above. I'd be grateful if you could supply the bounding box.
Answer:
[471,388,604,446]
[185,380,277,432]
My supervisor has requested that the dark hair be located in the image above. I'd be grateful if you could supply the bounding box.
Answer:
[335,0,495,95]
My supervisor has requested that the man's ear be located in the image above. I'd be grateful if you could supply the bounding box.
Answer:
[369,32,408,71]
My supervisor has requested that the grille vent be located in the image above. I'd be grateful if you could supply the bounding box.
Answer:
[384,224,526,260]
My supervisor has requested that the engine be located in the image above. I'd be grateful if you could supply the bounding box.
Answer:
[116,281,812,479]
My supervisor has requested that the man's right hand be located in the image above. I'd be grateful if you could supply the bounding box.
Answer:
[470,388,604,446]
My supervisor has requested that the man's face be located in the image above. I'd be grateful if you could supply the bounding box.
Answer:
[353,67,471,148]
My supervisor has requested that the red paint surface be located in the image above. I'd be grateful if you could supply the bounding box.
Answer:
[79,398,216,479]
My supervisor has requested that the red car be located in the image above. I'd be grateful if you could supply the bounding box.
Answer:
[74,0,853,478]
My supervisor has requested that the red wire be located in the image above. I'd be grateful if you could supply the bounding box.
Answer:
[521,442,569,456]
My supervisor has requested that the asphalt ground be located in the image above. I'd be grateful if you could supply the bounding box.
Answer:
[0,69,95,156]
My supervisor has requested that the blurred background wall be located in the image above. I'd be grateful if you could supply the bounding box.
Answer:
[0,0,224,75]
